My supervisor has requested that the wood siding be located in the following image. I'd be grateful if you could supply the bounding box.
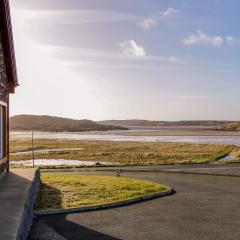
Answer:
[0,29,8,103]
[0,29,8,173]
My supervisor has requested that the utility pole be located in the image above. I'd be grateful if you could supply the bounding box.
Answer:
[32,130,35,167]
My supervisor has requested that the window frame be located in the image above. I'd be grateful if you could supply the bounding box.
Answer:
[0,101,7,161]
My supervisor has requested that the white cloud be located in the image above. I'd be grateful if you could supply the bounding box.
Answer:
[138,18,157,30]
[119,40,146,57]
[53,46,182,64]
[182,31,224,47]
[138,7,177,30]
[24,9,138,27]
[163,8,177,17]
[226,36,237,46]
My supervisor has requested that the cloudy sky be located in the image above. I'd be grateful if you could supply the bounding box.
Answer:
[9,0,240,120]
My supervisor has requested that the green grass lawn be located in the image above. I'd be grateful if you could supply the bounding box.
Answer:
[35,173,170,210]
[10,139,235,165]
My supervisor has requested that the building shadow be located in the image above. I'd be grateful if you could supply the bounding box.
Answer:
[30,181,121,240]
[34,182,62,210]
[30,214,122,240]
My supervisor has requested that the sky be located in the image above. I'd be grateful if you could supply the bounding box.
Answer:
[8,0,240,121]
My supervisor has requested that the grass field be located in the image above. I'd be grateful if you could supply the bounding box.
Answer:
[35,173,170,209]
[10,139,236,165]
[230,147,240,158]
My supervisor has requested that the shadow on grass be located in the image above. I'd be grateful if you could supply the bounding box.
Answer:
[34,183,62,210]
[32,182,122,239]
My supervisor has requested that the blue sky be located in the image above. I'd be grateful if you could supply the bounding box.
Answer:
[9,0,240,120]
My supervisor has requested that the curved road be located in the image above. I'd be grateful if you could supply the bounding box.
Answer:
[30,171,240,240]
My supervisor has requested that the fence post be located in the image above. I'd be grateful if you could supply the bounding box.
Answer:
[32,130,35,167]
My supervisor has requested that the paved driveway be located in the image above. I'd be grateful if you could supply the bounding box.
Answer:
[29,171,240,240]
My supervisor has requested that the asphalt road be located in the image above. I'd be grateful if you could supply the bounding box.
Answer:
[29,171,240,240]
[40,162,240,174]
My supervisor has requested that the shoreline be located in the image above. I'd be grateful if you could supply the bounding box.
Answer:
[10,129,240,138]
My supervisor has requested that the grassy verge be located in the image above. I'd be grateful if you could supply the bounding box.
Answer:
[10,139,235,165]
[230,146,240,158]
[224,159,240,164]
[221,146,240,163]
[35,173,170,210]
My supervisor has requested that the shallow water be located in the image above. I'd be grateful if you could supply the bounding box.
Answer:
[219,155,233,161]
[11,148,83,156]
[11,131,240,145]
[11,159,111,167]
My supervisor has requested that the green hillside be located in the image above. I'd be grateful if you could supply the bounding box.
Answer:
[99,119,233,127]
[10,115,128,132]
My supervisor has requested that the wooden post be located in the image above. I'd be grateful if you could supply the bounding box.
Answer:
[32,130,35,167]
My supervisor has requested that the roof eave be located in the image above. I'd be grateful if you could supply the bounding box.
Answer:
[0,0,18,91]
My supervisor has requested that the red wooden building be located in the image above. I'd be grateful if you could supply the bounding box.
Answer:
[0,0,18,177]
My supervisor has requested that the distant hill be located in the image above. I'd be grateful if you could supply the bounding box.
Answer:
[10,115,128,132]
[216,122,240,131]
[98,120,233,127]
